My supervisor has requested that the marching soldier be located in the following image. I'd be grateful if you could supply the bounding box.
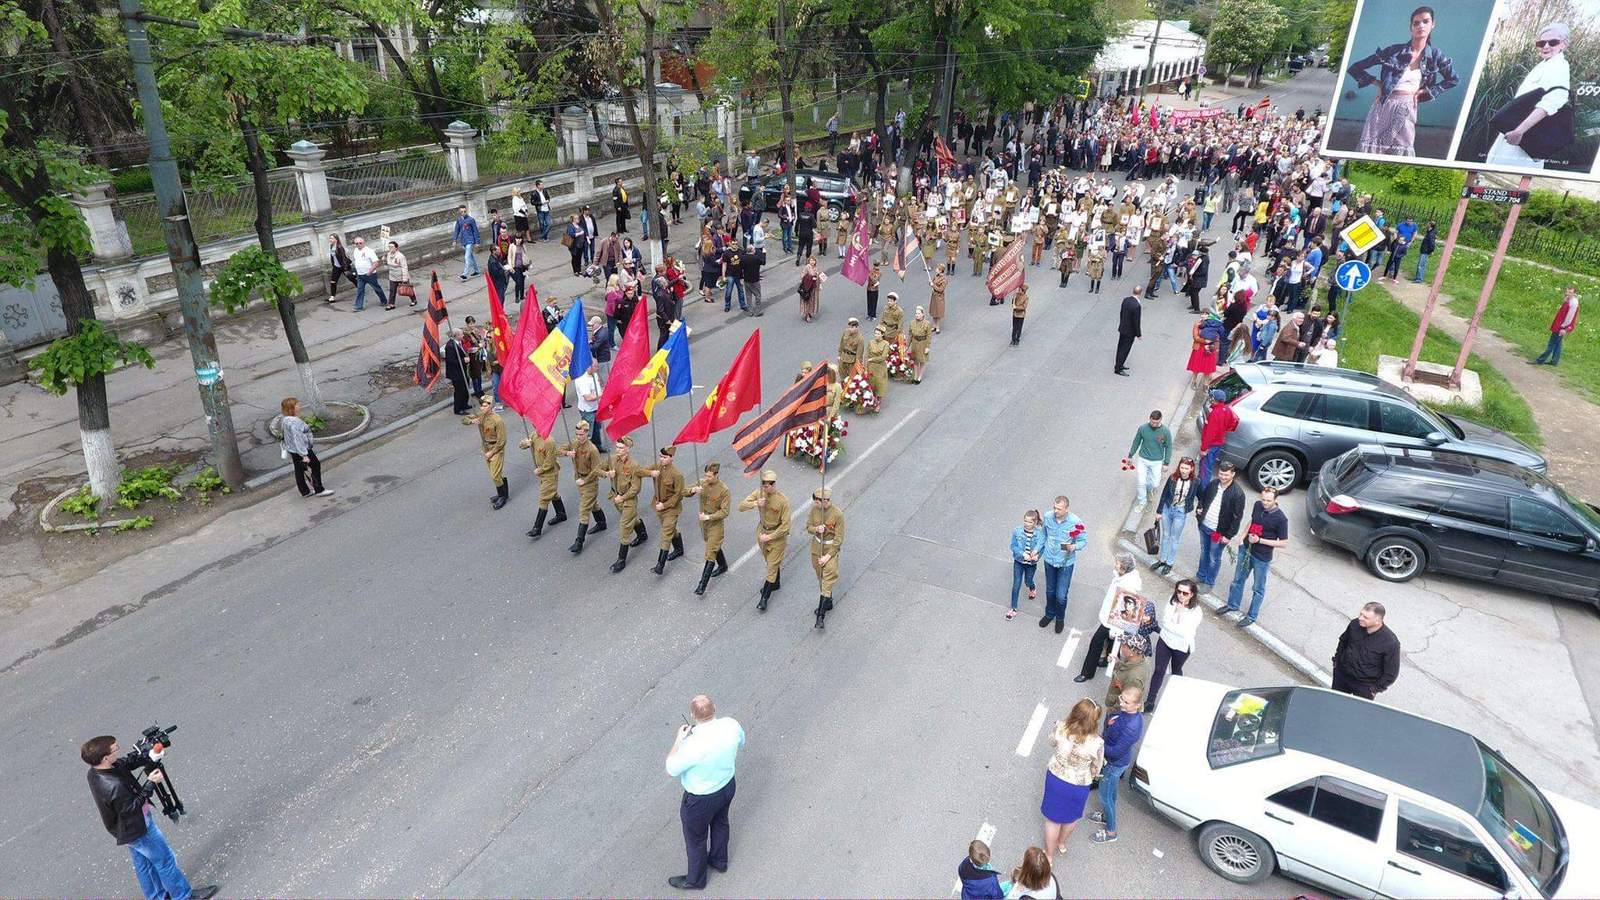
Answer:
[943,224,961,275]
[601,435,648,572]
[470,395,509,509]
[880,291,905,340]
[644,445,686,575]
[519,430,569,538]
[560,420,608,554]
[685,462,730,595]
[738,469,790,611]
[865,326,891,403]
[838,317,863,371]
[1146,232,1168,299]
[807,488,846,629]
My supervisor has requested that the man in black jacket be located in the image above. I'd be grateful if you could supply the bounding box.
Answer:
[444,329,471,414]
[1114,286,1143,376]
[83,735,216,900]
[1193,461,1245,590]
[1332,602,1402,698]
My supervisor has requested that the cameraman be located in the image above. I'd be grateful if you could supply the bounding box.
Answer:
[81,735,217,900]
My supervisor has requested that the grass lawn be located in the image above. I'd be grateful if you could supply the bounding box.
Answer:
[1437,250,1600,406]
[1339,283,1543,450]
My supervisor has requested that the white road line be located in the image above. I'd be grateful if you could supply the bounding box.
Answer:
[1015,701,1048,757]
[1056,628,1083,669]
[951,821,999,895]
[728,408,923,574]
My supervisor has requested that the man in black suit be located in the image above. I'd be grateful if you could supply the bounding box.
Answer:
[1115,286,1142,376]
[444,329,471,414]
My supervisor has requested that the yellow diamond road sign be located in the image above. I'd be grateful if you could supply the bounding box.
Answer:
[1340,214,1386,255]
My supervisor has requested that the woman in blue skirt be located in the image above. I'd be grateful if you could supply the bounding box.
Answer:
[1040,698,1104,858]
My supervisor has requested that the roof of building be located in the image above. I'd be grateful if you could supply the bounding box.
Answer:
[1095,19,1207,72]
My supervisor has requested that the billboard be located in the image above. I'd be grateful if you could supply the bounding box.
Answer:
[1323,0,1600,181]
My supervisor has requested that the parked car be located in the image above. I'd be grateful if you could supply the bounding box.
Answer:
[758,170,859,214]
[1201,362,1546,493]
[1306,444,1600,600]
[1133,676,1600,897]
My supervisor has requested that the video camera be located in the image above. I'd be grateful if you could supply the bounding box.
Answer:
[124,724,186,822]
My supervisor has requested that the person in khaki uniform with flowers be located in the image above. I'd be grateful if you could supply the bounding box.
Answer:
[685,462,730,596]
[807,488,846,630]
[739,470,790,611]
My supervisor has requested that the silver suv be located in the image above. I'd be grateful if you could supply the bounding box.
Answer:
[1201,362,1546,493]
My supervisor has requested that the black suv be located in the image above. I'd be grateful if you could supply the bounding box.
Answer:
[759,170,859,214]
[1307,445,1600,603]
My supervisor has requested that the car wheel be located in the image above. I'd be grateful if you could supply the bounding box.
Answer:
[1366,535,1425,583]
[1197,822,1276,884]
[1250,450,1303,493]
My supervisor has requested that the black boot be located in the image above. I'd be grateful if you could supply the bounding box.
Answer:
[491,480,509,510]
[694,561,715,595]
[773,570,782,592]
[610,542,630,573]
[712,550,729,576]
[590,508,607,535]
[667,534,684,560]
[757,581,772,612]
[527,508,548,538]
[569,523,589,554]
[549,497,568,526]
[651,549,669,575]
[814,595,828,629]
[630,521,648,548]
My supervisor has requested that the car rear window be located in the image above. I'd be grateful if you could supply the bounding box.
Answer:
[1208,688,1290,768]
[1261,390,1313,418]
[1357,475,1454,516]
[1209,371,1251,403]
[1327,450,1369,489]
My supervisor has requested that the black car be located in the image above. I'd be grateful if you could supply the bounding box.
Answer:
[1307,444,1600,603]
[759,170,859,214]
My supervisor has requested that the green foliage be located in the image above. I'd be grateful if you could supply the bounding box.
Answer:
[189,467,230,498]
[1206,0,1289,72]
[304,413,327,433]
[27,321,156,396]
[116,464,182,509]
[210,246,303,314]
[61,486,100,519]
[116,515,156,532]
[1323,0,1357,63]
[1388,165,1464,201]
[0,136,105,289]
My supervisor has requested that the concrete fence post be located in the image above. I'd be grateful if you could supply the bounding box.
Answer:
[444,120,481,185]
[286,140,332,218]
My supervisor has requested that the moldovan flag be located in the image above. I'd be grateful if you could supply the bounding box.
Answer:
[841,209,872,286]
[413,271,447,390]
[731,364,829,474]
[607,322,693,440]
[933,134,957,173]
[518,301,593,439]
[675,330,761,445]
[985,237,1026,299]
[596,300,651,422]
[485,273,513,360]
[497,284,548,419]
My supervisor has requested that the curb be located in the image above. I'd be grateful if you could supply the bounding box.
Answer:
[38,484,147,534]
[244,399,453,491]
[267,401,372,444]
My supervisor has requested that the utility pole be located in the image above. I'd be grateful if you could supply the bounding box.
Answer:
[1140,17,1164,100]
[119,0,245,488]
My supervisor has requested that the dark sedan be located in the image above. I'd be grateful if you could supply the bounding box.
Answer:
[759,170,859,214]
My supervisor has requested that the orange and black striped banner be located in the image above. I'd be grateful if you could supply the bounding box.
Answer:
[414,271,447,390]
[732,364,829,475]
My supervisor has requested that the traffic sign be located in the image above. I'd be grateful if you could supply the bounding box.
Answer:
[1339,214,1386,255]
[1335,260,1372,293]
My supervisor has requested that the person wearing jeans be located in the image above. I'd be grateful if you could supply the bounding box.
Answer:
[1007,509,1045,620]
[83,734,218,900]
[1146,580,1202,711]
[1127,410,1172,506]
[1090,685,1145,846]
[453,205,481,280]
[1226,488,1290,626]
[1153,458,1196,575]
[348,237,383,311]
[1411,221,1436,283]
[1533,286,1580,366]
[1038,496,1088,633]
[1193,462,1245,589]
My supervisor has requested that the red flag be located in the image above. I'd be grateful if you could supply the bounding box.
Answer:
[413,271,447,390]
[841,209,872,286]
[985,238,1026,299]
[485,273,513,361]
[933,134,957,173]
[596,300,651,422]
[675,331,762,445]
[497,284,548,419]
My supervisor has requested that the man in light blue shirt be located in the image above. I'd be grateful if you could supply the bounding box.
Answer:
[1038,496,1087,634]
[665,695,744,891]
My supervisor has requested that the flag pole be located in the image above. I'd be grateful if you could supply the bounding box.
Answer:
[558,381,574,445]
[686,385,701,473]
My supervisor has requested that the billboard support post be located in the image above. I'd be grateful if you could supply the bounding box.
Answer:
[1403,171,1475,382]
[1449,174,1533,388]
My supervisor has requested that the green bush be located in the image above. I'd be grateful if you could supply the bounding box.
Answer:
[115,515,155,532]
[61,486,99,519]
[1389,166,1463,201]
[116,464,182,509]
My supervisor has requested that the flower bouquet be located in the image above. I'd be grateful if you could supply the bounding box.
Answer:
[790,415,848,470]
[887,343,915,382]
[842,369,881,414]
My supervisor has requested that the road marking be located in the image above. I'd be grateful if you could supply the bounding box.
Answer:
[951,821,998,895]
[1056,627,1083,669]
[728,408,922,574]
[1015,701,1049,757]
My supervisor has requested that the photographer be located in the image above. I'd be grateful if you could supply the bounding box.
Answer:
[82,735,216,900]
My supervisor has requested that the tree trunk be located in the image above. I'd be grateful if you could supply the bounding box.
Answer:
[49,246,121,501]
[589,103,614,159]
[590,0,660,263]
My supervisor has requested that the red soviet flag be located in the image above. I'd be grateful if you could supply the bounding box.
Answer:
[675,330,762,445]
[497,284,548,419]
[485,273,513,361]
[596,300,651,422]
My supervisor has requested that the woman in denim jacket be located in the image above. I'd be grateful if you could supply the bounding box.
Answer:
[1346,6,1459,156]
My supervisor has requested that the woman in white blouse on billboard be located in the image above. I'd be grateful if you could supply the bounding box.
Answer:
[1488,22,1571,169]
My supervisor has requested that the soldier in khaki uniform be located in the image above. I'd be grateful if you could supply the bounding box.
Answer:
[560,420,608,554]
[807,488,846,629]
[838,317,863,372]
[518,430,568,538]
[685,462,730,595]
[865,327,891,404]
[601,436,648,572]
[739,469,791,611]
[970,224,989,276]
[880,292,905,340]
[471,395,509,509]
[644,445,686,574]
[943,225,961,275]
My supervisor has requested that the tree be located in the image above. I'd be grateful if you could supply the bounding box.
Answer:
[1206,0,1288,87]
[1323,0,1356,64]
[1,0,152,502]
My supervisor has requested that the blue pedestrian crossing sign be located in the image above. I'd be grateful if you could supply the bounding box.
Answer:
[1336,260,1372,293]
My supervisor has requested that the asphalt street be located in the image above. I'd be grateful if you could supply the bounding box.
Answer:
[1,74,1348,897]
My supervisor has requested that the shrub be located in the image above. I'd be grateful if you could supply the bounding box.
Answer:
[116,464,181,509]
[61,486,99,519]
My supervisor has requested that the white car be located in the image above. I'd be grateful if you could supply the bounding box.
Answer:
[1131,677,1600,898]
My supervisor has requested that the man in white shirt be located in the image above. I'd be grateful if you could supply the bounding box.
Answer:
[574,361,604,451]
[348,237,383,311]
[665,694,744,891]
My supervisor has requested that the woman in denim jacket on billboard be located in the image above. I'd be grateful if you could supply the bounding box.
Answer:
[1345,6,1459,156]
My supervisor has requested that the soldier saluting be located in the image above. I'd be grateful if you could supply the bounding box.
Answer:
[560,420,608,554]
[807,488,845,630]
[644,445,686,575]
[685,462,731,596]
[739,469,790,612]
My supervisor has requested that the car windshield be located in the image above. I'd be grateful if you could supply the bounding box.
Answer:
[1433,410,1467,440]
[1477,746,1565,896]
[1558,488,1600,532]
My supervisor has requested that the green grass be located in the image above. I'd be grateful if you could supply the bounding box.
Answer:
[1438,252,1600,406]
[1339,283,1542,449]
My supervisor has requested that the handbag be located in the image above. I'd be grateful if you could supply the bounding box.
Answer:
[396,282,416,299]
[1489,86,1574,160]
[561,231,575,248]
[1142,519,1161,555]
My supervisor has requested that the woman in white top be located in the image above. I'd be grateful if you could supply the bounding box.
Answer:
[1075,552,1141,683]
[384,241,411,309]
[1146,579,1204,712]
[510,188,530,240]
[1487,22,1572,169]
[1005,846,1059,900]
